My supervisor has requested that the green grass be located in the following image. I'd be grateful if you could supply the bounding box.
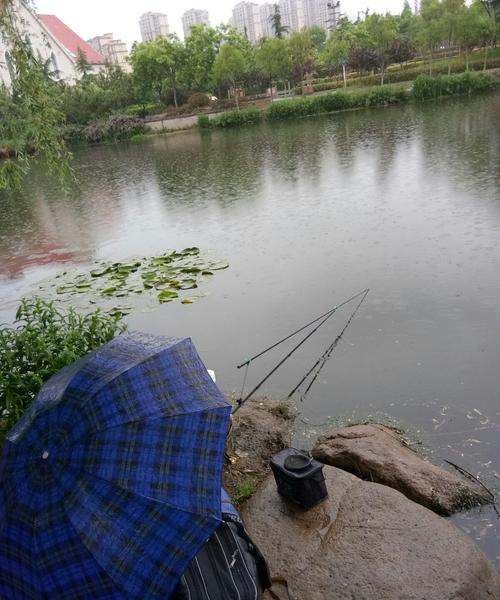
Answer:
[234,479,257,505]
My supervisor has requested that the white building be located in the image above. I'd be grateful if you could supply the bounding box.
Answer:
[182,9,210,38]
[88,34,131,73]
[0,1,105,89]
[259,3,275,38]
[279,0,306,32]
[139,12,170,43]
[230,2,262,44]
[304,0,341,31]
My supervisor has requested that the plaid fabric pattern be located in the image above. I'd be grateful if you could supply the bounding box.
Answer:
[0,332,232,599]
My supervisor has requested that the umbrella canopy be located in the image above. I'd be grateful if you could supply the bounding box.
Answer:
[0,332,232,599]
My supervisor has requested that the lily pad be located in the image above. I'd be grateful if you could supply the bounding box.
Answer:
[158,289,179,303]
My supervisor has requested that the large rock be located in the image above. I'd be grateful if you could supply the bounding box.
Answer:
[241,467,499,600]
[312,424,491,516]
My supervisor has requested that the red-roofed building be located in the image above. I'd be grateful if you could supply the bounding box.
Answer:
[0,1,105,88]
[37,15,105,66]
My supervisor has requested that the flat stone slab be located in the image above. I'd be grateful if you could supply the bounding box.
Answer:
[242,467,499,600]
[312,424,491,516]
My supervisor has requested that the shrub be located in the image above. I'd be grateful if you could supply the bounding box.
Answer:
[82,114,146,144]
[0,298,125,441]
[187,93,212,110]
[62,124,85,145]
[125,103,162,118]
[197,115,211,129]
[104,115,146,141]
[412,72,496,100]
[211,108,262,128]
[267,86,410,121]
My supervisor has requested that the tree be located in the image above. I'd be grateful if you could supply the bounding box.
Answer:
[130,36,187,107]
[322,19,354,87]
[183,25,222,92]
[75,47,91,78]
[309,25,327,53]
[288,30,316,82]
[456,3,494,69]
[213,44,246,108]
[0,0,72,190]
[270,3,289,39]
[362,13,398,84]
[256,37,291,97]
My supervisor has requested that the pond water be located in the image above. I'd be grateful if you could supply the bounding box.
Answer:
[1,93,499,565]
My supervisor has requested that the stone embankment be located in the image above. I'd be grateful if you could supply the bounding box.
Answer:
[229,403,499,599]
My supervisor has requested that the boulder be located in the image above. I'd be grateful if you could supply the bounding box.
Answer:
[312,424,491,516]
[242,467,499,600]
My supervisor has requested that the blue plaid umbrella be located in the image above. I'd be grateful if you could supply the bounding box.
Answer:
[0,332,232,599]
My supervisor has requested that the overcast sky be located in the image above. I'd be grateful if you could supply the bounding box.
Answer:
[36,1,409,48]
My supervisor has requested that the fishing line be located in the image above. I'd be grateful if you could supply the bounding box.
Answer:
[233,288,369,414]
[289,288,370,401]
[236,288,369,369]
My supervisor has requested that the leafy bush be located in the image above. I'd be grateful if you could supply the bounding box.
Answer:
[211,108,262,128]
[187,92,212,110]
[412,72,496,100]
[197,115,211,128]
[0,299,125,441]
[125,103,163,118]
[82,114,146,144]
[267,86,410,121]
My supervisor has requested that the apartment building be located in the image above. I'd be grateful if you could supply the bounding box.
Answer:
[182,9,210,38]
[139,12,170,43]
[88,34,131,72]
[230,2,262,43]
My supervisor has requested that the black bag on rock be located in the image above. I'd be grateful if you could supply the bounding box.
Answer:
[171,514,271,600]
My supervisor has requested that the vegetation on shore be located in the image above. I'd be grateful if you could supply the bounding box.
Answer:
[0,0,498,189]
[0,299,125,442]
[198,72,496,128]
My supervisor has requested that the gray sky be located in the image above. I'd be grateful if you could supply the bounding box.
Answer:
[36,1,408,48]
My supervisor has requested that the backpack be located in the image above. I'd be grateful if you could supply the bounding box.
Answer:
[171,512,271,600]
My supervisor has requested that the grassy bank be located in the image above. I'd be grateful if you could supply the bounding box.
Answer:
[200,72,497,128]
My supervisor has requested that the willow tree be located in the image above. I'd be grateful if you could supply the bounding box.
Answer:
[0,0,72,191]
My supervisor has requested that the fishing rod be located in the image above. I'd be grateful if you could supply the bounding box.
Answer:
[287,288,370,400]
[233,288,369,414]
[236,288,369,369]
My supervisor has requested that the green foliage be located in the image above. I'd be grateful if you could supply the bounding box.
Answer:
[213,44,247,87]
[234,479,257,505]
[187,92,212,109]
[130,35,187,107]
[197,114,211,128]
[0,2,72,191]
[288,30,316,82]
[267,85,410,120]
[210,108,262,128]
[0,299,125,440]
[411,71,496,99]
[256,37,291,86]
[183,25,222,92]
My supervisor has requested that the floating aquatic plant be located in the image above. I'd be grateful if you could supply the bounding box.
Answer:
[36,248,228,314]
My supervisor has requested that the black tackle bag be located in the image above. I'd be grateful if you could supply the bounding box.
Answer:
[171,512,271,600]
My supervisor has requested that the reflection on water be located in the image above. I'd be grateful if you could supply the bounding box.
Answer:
[1,93,499,565]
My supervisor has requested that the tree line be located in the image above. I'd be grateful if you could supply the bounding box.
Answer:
[125,0,497,106]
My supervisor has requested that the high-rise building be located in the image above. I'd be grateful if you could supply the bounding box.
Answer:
[182,9,210,38]
[230,2,262,44]
[88,33,131,72]
[303,0,341,31]
[279,0,306,32]
[259,3,275,38]
[139,12,169,43]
